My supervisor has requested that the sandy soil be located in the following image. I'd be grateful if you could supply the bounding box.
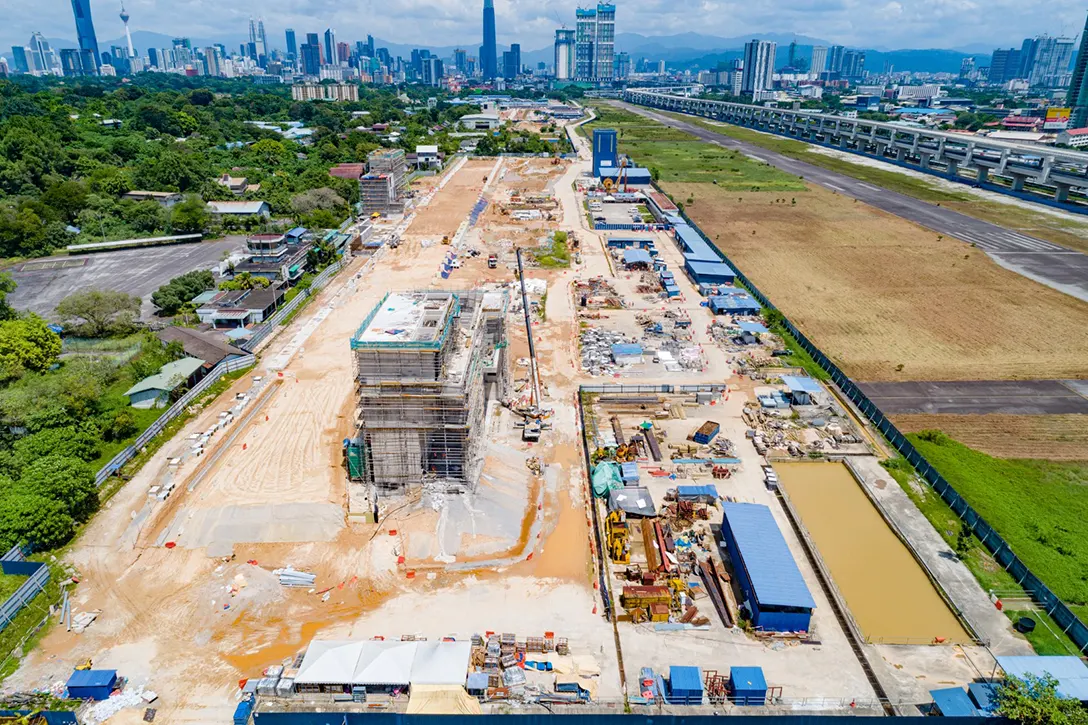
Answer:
[892,413,1088,461]
[668,182,1088,382]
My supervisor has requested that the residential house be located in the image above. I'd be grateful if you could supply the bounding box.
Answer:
[124,357,206,408]
[121,190,183,207]
[216,173,260,195]
[233,232,311,285]
[156,327,249,372]
[196,286,286,328]
[410,145,443,170]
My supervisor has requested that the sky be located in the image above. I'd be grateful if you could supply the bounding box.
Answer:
[3,0,1087,55]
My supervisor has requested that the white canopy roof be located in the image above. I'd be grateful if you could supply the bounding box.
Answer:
[294,640,471,687]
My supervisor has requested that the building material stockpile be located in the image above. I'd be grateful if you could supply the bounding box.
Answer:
[580,327,635,375]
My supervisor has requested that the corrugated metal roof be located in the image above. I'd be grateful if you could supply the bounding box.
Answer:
[737,321,768,333]
[686,260,735,277]
[124,357,204,397]
[781,375,822,394]
[997,656,1088,701]
[622,249,652,265]
[669,666,703,693]
[611,343,643,356]
[929,687,981,717]
[66,669,117,688]
[722,502,816,610]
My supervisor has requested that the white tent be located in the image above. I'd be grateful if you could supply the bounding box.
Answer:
[410,641,472,685]
[294,641,367,685]
[354,641,418,686]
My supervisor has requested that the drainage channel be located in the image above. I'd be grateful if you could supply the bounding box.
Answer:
[775,489,896,716]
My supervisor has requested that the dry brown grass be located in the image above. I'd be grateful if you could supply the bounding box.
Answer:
[893,414,1088,461]
[666,181,1088,382]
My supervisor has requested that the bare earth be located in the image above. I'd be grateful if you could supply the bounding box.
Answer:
[892,413,1088,461]
[667,182,1088,382]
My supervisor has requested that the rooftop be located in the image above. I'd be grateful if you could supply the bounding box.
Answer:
[156,327,247,366]
[996,656,1088,702]
[351,292,459,350]
[206,201,269,215]
[780,375,822,394]
[124,357,205,397]
[294,640,471,687]
[722,501,817,611]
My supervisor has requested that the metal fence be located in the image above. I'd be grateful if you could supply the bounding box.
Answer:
[0,546,49,633]
[668,202,1088,655]
[240,258,346,353]
[94,354,257,486]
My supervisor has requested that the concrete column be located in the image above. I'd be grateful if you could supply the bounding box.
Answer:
[1010,175,1026,192]
[839,137,851,150]
[1055,183,1071,203]
[946,160,959,176]
[976,168,988,184]
[896,147,907,161]
[918,153,932,170]
[875,142,888,157]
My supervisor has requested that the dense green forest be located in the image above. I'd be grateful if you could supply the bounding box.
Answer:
[0,75,563,259]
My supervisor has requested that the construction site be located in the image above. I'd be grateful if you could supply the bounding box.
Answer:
[1,107,1078,724]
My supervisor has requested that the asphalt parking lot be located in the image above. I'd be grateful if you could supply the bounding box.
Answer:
[590,200,648,226]
[6,238,245,321]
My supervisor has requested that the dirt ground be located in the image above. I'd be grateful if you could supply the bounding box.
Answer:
[892,413,1088,461]
[667,182,1088,382]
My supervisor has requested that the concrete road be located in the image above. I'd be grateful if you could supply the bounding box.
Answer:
[6,238,245,320]
[613,102,1088,303]
[857,380,1088,415]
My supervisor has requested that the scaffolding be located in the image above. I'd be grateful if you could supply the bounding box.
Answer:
[367,148,407,197]
[350,290,507,493]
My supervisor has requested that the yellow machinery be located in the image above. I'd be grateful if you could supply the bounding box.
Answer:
[75,659,93,671]
[605,509,630,564]
[441,235,451,245]
[602,177,615,192]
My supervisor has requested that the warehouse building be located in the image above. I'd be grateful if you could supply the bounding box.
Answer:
[708,290,761,316]
[718,502,816,632]
[350,290,507,492]
[684,259,736,286]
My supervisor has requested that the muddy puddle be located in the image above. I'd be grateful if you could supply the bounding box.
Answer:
[777,461,971,644]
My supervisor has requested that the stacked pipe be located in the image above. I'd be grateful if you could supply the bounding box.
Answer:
[275,567,317,587]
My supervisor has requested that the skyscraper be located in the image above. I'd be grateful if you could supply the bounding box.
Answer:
[1068,13,1088,127]
[323,29,336,65]
[70,0,100,74]
[810,46,827,75]
[503,43,520,79]
[482,0,498,80]
[285,29,297,58]
[147,46,159,68]
[989,48,1021,84]
[257,19,268,58]
[827,45,845,73]
[29,33,53,73]
[574,4,615,83]
[454,48,467,72]
[119,2,134,58]
[1028,35,1074,87]
[59,48,84,76]
[841,49,865,79]
[554,29,574,80]
[10,46,29,74]
[742,39,775,93]
[300,42,321,75]
[1018,37,1039,79]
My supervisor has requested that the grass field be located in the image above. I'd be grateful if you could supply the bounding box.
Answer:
[660,111,1088,256]
[582,105,805,191]
[894,414,1088,461]
[663,181,1088,381]
[908,432,1088,611]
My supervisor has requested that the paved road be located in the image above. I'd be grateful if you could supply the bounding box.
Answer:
[614,102,1088,303]
[6,238,244,320]
[857,380,1088,415]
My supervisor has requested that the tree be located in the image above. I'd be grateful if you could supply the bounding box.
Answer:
[219,272,270,291]
[0,316,62,381]
[13,425,101,465]
[19,455,99,522]
[290,188,347,218]
[306,240,338,270]
[0,492,74,551]
[170,194,210,234]
[151,270,215,315]
[997,675,1088,725]
[55,289,141,338]
[0,273,18,321]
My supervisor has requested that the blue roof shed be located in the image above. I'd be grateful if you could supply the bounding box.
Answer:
[996,656,1088,702]
[709,291,761,316]
[719,502,816,632]
[929,687,982,717]
[781,375,822,405]
[675,226,718,262]
[676,484,719,502]
[622,248,653,267]
[684,260,736,285]
[667,666,704,705]
[730,666,767,706]
[737,321,768,334]
[66,669,117,701]
[967,682,999,714]
[620,461,640,484]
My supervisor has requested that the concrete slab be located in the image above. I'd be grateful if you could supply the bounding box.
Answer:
[857,380,1088,415]
[6,238,244,320]
[171,502,343,548]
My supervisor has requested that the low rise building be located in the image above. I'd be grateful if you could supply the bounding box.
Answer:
[195,286,286,328]
[1057,127,1088,147]
[206,200,271,218]
[234,233,310,285]
[121,190,182,207]
[156,326,249,371]
[410,144,443,170]
[124,357,206,408]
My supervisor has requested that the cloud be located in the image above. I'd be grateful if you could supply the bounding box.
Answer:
[4,0,1086,55]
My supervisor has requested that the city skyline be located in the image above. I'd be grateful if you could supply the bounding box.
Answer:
[5,0,1088,57]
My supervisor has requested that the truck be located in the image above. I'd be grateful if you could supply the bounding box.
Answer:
[487,254,498,269]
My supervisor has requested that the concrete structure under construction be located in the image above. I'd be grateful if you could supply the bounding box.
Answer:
[359,174,403,216]
[350,290,507,493]
[367,148,407,198]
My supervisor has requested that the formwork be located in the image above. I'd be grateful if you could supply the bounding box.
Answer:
[350,290,507,493]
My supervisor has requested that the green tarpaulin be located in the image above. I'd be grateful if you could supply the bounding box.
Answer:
[592,461,623,498]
